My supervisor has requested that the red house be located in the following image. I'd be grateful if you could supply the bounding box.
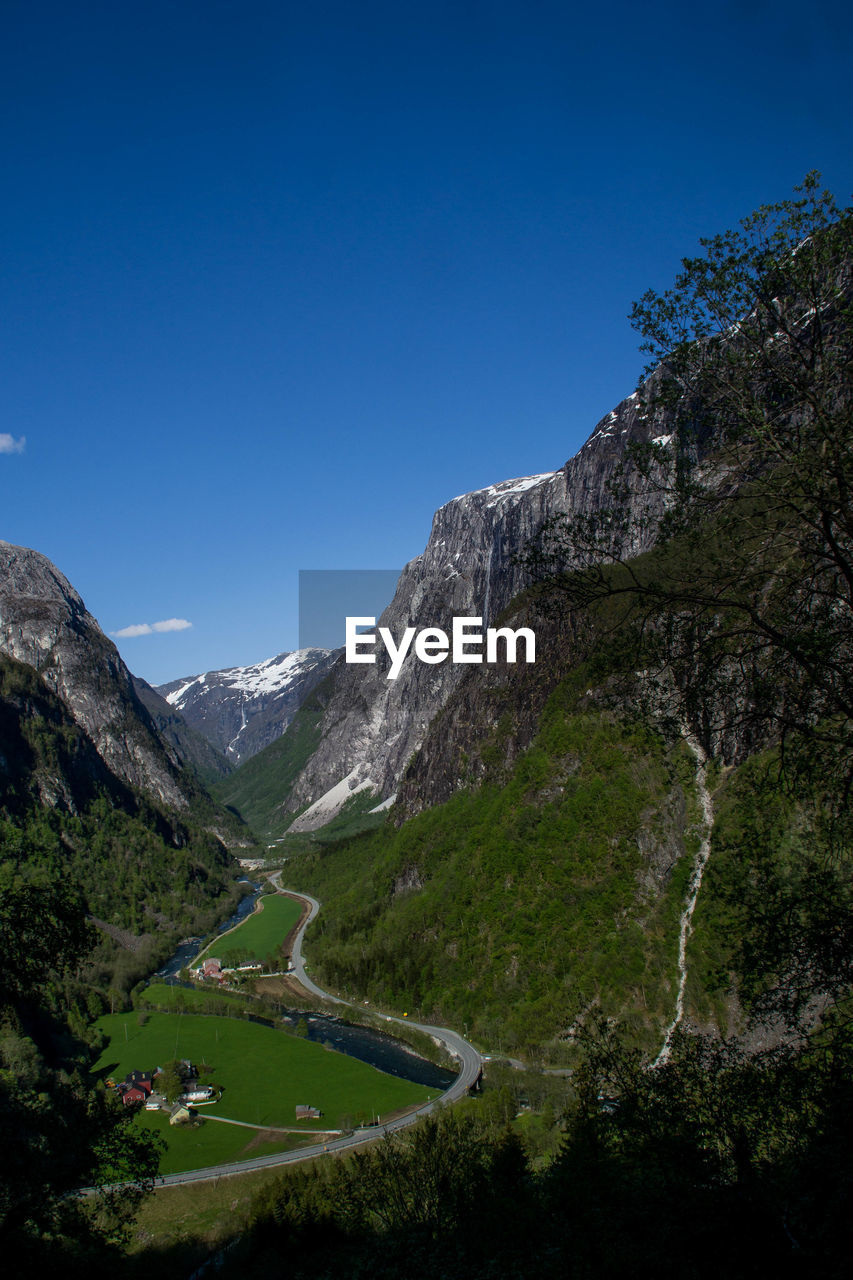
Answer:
[121,1085,148,1106]
[117,1070,153,1106]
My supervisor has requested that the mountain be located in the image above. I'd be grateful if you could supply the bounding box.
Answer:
[0,540,256,940]
[156,647,338,765]
[279,513,849,1058]
[288,589,701,1056]
[222,373,686,836]
[1,540,198,810]
[0,648,136,819]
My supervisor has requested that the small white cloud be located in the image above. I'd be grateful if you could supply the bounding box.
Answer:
[0,433,26,455]
[152,618,192,633]
[111,618,192,638]
[112,623,153,638]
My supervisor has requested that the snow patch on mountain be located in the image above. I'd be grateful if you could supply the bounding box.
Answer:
[288,768,377,833]
[157,647,338,765]
[446,472,556,509]
[166,648,330,708]
[166,676,206,707]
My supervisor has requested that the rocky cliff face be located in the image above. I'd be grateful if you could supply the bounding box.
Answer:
[0,650,133,816]
[392,597,581,821]
[0,541,196,809]
[285,379,679,830]
[157,648,337,765]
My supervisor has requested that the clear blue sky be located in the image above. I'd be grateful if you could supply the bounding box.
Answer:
[2,0,851,684]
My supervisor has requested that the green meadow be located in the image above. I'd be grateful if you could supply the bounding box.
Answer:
[140,981,251,1013]
[129,1107,310,1174]
[196,892,303,966]
[93,1011,437,1174]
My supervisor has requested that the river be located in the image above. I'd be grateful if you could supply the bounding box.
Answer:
[154,879,263,978]
[150,885,455,1093]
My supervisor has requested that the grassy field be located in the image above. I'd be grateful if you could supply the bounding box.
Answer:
[129,1108,313,1174]
[93,1011,437,1173]
[120,1164,289,1272]
[196,892,303,966]
[140,982,253,1013]
[140,977,320,1018]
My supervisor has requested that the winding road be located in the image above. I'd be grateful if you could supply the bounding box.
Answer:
[153,878,482,1187]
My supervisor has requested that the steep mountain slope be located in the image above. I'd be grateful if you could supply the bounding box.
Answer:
[0,651,243,941]
[222,374,685,836]
[0,541,198,810]
[0,649,130,817]
[132,675,232,785]
[290,585,702,1056]
[291,554,849,1059]
[211,676,335,839]
[0,542,260,935]
[157,647,337,764]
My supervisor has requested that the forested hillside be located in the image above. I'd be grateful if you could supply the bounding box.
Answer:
[0,652,247,953]
[293,592,698,1056]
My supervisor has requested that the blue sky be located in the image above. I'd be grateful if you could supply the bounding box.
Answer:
[2,0,851,684]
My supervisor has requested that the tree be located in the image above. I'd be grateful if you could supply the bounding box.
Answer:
[0,864,94,1006]
[546,1012,853,1276]
[157,1059,185,1103]
[524,174,853,807]
[0,868,161,1267]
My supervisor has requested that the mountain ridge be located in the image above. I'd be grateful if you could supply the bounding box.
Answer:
[157,646,338,765]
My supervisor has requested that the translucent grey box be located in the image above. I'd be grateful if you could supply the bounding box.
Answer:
[298,569,401,651]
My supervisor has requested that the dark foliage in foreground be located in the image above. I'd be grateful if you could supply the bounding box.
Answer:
[0,868,162,1276]
[209,1015,851,1279]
